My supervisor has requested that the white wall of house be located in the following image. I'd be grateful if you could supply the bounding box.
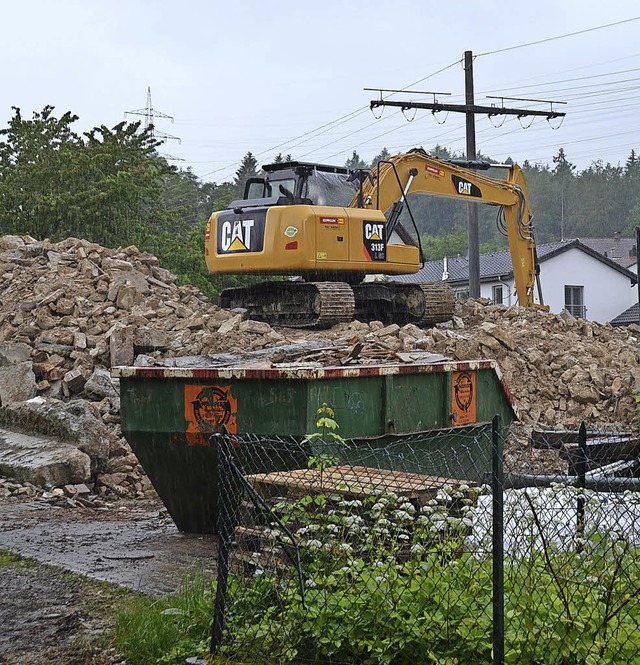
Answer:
[455,248,637,322]
[452,280,517,306]
[539,248,637,322]
[478,279,516,307]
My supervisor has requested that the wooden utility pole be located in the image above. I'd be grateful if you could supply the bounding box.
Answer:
[464,51,480,297]
[369,51,566,297]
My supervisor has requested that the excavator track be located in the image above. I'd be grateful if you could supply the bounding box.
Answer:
[416,282,456,325]
[352,281,455,326]
[219,281,355,329]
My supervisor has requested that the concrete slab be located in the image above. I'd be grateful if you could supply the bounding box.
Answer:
[0,427,91,487]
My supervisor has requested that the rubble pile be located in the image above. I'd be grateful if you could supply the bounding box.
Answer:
[0,475,108,509]
[406,300,640,428]
[0,234,639,498]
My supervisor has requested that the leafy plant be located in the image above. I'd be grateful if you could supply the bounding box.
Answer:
[304,403,346,491]
[111,480,640,664]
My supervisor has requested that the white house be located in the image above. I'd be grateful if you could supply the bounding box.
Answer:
[391,239,638,324]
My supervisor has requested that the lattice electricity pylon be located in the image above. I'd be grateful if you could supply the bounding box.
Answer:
[125,86,181,145]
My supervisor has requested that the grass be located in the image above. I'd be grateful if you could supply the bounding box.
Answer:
[113,573,217,665]
[113,572,315,665]
[0,548,37,568]
[0,547,224,664]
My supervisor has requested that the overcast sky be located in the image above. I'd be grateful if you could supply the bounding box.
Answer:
[3,1,639,182]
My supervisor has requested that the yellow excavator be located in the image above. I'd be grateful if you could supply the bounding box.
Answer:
[204,148,546,328]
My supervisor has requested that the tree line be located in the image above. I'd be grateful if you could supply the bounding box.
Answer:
[1,106,639,302]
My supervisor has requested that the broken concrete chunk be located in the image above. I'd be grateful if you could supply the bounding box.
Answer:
[63,483,91,496]
[109,326,134,367]
[0,427,91,487]
[51,297,75,316]
[115,285,140,310]
[151,266,178,284]
[73,332,87,349]
[133,327,168,352]
[0,343,31,366]
[0,362,37,404]
[218,314,243,335]
[62,368,88,396]
[0,235,25,250]
[39,287,66,307]
[84,368,118,399]
[239,320,272,335]
[102,257,134,271]
[479,321,516,350]
[399,323,423,340]
[374,323,400,337]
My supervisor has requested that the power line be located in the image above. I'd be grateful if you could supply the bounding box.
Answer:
[478,67,640,97]
[477,16,640,57]
[201,58,464,180]
[199,107,371,178]
[200,36,637,180]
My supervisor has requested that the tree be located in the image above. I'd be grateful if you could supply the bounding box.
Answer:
[161,167,235,229]
[369,148,390,168]
[233,152,259,196]
[625,150,640,182]
[344,150,368,170]
[421,227,468,260]
[428,144,459,160]
[552,148,575,178]
[521,161,560,243]
[80,122,170,246]
[146,167,240,302]
[0,106,80,239]
[273,153,293,164]
[0,106,170,247]
[625,201,640,236]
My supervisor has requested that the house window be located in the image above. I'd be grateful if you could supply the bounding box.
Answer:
[492,285,504,305]
[564,285,586,318]
[455,289,469,300]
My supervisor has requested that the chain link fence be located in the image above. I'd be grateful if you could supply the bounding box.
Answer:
[209,420,640,664]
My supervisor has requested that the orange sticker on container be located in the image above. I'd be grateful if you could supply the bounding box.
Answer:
[184,385,238,446]
[452,370,476,425]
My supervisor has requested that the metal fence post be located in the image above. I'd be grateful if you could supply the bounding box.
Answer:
[576,422,587,542]
[491,415,504,665]
[210,433,236,653]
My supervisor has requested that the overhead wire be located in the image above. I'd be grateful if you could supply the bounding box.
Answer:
[476,16,640,58]
[478,67,640,96]
[199,106,370,178]
[202,58,464,180]
[198,19,640,179]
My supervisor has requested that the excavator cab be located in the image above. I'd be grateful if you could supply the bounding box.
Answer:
[205,158,422,281]
[238,162,359,208]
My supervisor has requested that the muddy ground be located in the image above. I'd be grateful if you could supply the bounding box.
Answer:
[0,494,218,664]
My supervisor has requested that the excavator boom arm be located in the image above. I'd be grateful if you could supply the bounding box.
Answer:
[353,152,544,309]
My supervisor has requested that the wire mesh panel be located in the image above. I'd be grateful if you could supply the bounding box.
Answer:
[211,423,640,664]
[213,427,497,664]
[499,425,640,664]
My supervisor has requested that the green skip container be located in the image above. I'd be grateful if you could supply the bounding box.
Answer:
[112,359,515,533]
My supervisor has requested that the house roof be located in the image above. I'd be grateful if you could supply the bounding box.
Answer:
[579,237,637,269]
[610,302,640,327]
[392,239,637,285]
